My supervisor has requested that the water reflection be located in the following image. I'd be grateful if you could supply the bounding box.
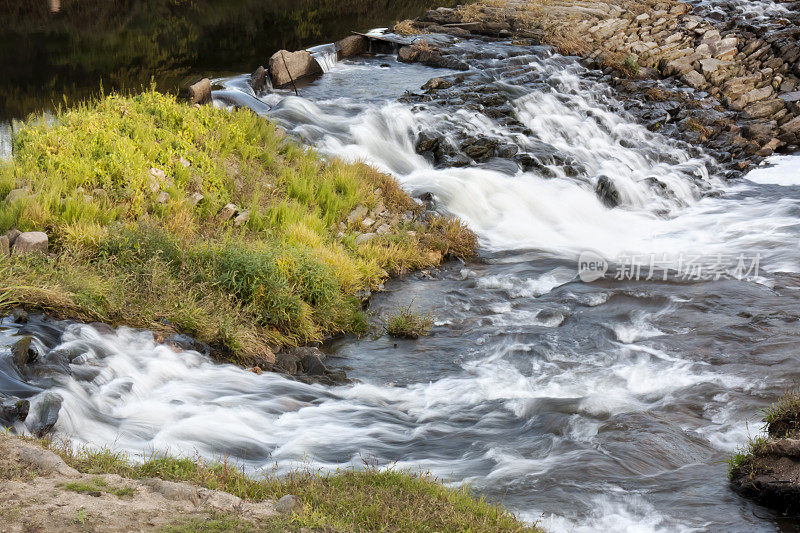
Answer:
[1,0,455,121]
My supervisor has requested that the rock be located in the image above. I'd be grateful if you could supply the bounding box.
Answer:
[218,204,237,221]
[16,434,79,476]
[233,210,250,227]
[248,66,268,94]
[664,54,701,76]
[189,192,204,206]
[397,45,469,71]
[355,233,377,245]
[595,176,620,208]
[149,167,166,193]
[156,191,170,204]
[337,35,367,59]
[699,58,730,75]
[376,224,392,235]
[0,399,29,426]
[422,77,454,91]
[5,188,29,203]
[178,156,191,168]
[779,91,800,103]
[27,392,62,438]
[188,78,212,106]
[780,115,800,141]
[743,99,784,120]
[682,70,706,89]
[757,138,782,157]
[11,307,28,324]
[12,232,48,256]
[347,205,368,224]
[0,235,8,257]
[273,351,301,374]
[142,478,200,504]
[361,217,375,228]
[275,495,302,514]
[268,50,322,88]
[5,228,20,246]
[11,336,37,368]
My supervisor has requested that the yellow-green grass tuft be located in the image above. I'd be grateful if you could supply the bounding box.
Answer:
[0,90,476,364]
[384,303,434,339]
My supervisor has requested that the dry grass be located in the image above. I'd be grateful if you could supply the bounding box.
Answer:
[412,38,438,53]
[393,19,424,36]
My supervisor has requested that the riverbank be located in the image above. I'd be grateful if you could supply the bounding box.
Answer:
[0,433,539,532]
[0,90,475,370]
[729,390,800,516]
[393,0,800,171]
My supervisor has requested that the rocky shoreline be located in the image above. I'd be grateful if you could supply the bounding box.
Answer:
[390,0,800,172]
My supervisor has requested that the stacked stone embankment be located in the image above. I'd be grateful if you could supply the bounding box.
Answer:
[396,0,800,168]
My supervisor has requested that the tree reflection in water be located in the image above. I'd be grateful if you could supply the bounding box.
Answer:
[1,0,456,120]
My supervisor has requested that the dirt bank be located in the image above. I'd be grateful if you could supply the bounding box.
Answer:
[0,434,277,532]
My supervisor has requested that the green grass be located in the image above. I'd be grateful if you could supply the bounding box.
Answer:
[762,389,800,438]
[726,434,768,479]
[727,389,800,479]
[61,476,136,498]
[37,439,540,533]
[384,303,434,339]
[0,89,476,364]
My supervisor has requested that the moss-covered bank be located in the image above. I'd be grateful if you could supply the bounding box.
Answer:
[0,90,475,365]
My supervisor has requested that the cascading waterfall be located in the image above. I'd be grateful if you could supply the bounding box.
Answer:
[307,43,339,74]
[5,33,800,533]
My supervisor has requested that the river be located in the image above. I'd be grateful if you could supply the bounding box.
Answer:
[3,2,800,532]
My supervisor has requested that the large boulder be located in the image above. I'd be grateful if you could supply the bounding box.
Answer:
[268,50,323,88]
[188,78,212,106]
[336,35,366,59]
[12,231,48,255]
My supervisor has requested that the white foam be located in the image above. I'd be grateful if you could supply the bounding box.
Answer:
[745,154,800,186]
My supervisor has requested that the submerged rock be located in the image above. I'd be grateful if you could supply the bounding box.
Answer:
[11,336,38,369]
[248,66,268,94]
[0,399,29,427]
[273,346,347,385]
[27,392,62,437]
[595,176,620,208]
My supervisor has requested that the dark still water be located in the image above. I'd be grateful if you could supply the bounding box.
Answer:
[0,0,454,121]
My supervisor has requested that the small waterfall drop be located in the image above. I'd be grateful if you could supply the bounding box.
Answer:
[308,43,339,74]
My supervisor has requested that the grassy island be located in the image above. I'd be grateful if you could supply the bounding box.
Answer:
[0,90,475,365]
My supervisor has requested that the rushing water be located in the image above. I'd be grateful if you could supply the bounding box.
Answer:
[4,22,800,533]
